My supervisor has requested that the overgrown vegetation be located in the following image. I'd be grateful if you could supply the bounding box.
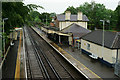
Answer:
[2,2,44,35]
[29,11,52,26]
[2,2,45,51]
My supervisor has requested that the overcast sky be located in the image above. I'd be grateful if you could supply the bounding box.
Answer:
[23,0,120,14]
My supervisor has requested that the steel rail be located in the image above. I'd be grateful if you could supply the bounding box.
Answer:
[25,27,50,79]
[37,34,75,80]
[28,30,61,80]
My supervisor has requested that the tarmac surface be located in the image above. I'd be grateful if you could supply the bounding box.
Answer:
[2,40,19,79]
[2,31,20,79]
[60,45,120,79]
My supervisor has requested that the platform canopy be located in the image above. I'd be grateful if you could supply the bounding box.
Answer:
[56,32,71,36]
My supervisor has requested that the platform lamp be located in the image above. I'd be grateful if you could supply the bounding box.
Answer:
[3,18,8,55]
[100,20,105,59]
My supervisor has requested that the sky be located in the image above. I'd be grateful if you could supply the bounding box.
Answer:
[23,0,120,14]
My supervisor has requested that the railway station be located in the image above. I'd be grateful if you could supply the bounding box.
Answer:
[1,1,120,80]
[1,12,120,80]
[0,25,119,80]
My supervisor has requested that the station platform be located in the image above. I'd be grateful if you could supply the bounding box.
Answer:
[14,28,26,79]
[61,45,120,79]
[1,40,19,79]
[32,27,102,79]
[0,28,26,79]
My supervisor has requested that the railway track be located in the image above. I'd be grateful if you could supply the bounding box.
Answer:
[24,26,87,80]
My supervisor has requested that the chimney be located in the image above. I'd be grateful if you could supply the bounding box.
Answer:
[65,11,71,20]
[77,11,82,21]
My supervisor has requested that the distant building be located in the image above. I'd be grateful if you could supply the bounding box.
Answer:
[54,11,89,30]
[81,30,120,67]
[50,22,55,27]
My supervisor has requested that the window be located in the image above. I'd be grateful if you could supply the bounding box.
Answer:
[87,43,90,50]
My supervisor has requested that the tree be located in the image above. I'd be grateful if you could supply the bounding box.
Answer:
[115,5,120,31]
[27,4,44,12]
[77,1,113,30]
[29,11,41,24]
[2,2,44,34]
[39,12,52,25]
[28,11,52,25]
[65,6,77,14]
[50,13,56,18]
[65,1,114,30]
[2,2,30,34]
[30,11,41,20]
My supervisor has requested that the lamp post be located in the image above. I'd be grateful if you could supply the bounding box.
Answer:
[106,20,110,30]
[100,20,105,59]
[3,18,8,54]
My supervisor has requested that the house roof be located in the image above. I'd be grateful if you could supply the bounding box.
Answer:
[81,30,120,49]
[62,23,91,38]
[112,33,120,48]
[56,14,89,22]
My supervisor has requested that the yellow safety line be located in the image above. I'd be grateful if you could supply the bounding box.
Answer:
[53,43,102,79]
[15,30,22,79]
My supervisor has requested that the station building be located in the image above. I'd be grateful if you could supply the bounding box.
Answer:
[81,30,120,67]
[61,23,90,47]
[54,11,89,30]
[41,11,90,46]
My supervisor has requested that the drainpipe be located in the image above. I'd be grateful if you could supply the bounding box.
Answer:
[72,34,74,52]
[116,49,118,63]
[59,35,61,44]
[80,39,82,54]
